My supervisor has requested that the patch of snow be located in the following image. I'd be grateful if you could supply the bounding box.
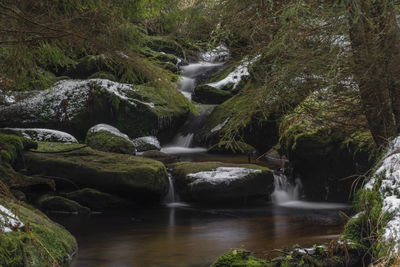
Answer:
[5,95,15,104]
[365,137,400,254]
[207,55,261,90]
[4,128,78,143]
[332,35,351,50]
[88,124,133,143]
[199,45,230,63]
[211,118,229,133]
[188,167,261,186]
[0,204,24,233]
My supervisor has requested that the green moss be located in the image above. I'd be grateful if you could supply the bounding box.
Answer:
[0,197,77,266]
[24,143,169,202]
[212,249,269,267]
[30,142,84,153]
[85,130,136,155]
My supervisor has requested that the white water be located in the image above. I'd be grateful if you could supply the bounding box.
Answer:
[272,171,348,209]
[165,174,190,208]
[271,172,301,204]
[165,174,176,203]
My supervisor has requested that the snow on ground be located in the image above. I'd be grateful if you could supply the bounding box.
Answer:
[88,124,133,143]
[4,128,78,143]
[0,204,24,233]
[211,118,229,133]
[199,45,230,63]
[188,167,261,186]
[207,55,260,90]
[365,136,400,254]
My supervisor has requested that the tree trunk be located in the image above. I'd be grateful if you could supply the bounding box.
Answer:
[348,0,397,147]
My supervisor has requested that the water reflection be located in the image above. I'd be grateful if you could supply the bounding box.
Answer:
[51,203,346,267]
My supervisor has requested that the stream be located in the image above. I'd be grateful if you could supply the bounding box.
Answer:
[53,56,349,267]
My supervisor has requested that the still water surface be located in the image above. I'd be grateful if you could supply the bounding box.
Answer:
[52,203,346,267]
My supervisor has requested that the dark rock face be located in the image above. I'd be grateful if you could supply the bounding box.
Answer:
[24,145,169,204]
[192,84,232,105]
[171,162,274,204]
[37,195,90,214]
[65,188,132,211]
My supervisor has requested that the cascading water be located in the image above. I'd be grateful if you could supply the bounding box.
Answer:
[161,49,227,154]
[165,174,176,203]
[271,171,301,204]
[272,171,349,209]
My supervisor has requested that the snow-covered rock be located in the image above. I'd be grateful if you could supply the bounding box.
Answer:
[207,55,260,90]
[188,167,261,186]
[133,136,161,152]
[211,118,229,133]
[199,45,230,63]
[88,124,132,143]
[85,124,136,155]
[0,204,24,233]
[4,128,78,143]
[172,162,274,203]
[365,136,400,254]
[0,79,189,139]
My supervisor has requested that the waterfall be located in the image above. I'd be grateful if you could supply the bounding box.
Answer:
[173,133,194,148]
[271,171,301,204]
[165,174,176,203]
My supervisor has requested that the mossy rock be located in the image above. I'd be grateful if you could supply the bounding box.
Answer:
[0,197,77,266]
[195,85,281,152]
[37,195,90,214]
[65,188,132,211]
[171,162,273,203]
[24,142,169,203]
[0,79,190,140]
[85,125,136,155]
[192,84,232,104]
[133,136,161,152]
[208,141,256,155]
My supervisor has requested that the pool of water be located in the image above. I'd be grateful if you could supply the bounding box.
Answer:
[53,203,347,267]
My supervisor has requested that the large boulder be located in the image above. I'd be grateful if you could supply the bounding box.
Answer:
[24,142,169,203]
[0,197,77,266]
[171,162,274,203]
[0,79,190,140]
[85,124,136,154]
[192,84,232,105]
